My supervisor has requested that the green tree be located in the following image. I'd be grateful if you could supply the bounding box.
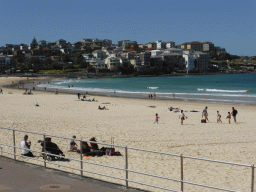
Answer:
[62,54,71,62]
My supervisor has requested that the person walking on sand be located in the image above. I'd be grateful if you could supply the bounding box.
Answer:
[77,92,80,99]
[227,112,231,124]
[154,113,160,124]
[55,89,58,94]
[179,110,186,125]
[202,106,209,122]
[231,107,238,123]
[217,111,222,123]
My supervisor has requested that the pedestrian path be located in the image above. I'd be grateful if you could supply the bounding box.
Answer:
[0,157,139,192]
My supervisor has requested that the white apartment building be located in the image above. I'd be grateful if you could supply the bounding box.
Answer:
[88,58,105,69]
[164,48,183,55]
[156,40,166,49]
[122,40,137,50]
[150,50,164,57]
[92,50,107,59]
[183,50,210,72]
[105,57,120,70]
[166,41,175,49]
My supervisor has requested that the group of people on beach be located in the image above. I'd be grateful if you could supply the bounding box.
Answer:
[154,106,238,125]
[202,106,238,124]
[21,134,110,158]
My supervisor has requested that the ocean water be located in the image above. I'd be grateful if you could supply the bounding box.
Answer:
[38,73,256,105]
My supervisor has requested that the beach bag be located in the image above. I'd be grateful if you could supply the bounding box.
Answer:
[201,119,206,123]
[106,148,115,156]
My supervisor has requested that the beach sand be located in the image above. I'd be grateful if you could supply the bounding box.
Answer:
[0,76,255,191]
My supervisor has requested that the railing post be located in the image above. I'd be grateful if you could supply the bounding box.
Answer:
[252,164,254,192]
[43,134,46,169]
[181,154,184,192]
[125,146,128,189]
[80,140,83,177]
[13,130,16,161]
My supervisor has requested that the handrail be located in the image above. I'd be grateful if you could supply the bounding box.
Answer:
[0,126,253,192]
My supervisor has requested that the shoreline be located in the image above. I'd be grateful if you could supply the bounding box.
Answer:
[1,75,255,106]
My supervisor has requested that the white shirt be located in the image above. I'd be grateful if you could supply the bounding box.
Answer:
[21,140,30,154]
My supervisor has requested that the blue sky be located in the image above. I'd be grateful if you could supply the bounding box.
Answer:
[0,0,255,56]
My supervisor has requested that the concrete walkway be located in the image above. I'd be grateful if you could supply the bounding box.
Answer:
[0,157,144,192]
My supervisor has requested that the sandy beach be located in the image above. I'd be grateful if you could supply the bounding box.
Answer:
[0,76,255,191]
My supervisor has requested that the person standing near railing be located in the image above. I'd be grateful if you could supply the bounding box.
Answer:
[21,135,34,157]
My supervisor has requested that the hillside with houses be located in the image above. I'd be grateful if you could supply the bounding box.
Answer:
[0,37,253,76]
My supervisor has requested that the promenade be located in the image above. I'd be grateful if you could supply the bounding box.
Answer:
[0,157,142,192]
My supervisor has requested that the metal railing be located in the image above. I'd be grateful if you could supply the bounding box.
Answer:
[0,126,254,192]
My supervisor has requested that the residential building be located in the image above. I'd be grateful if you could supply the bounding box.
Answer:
[117,40,130,47]
[122,40,137,50]
[103,39,112,46]
[5,44,13,49]
[139,52,151,67]
[12,45,20,51]
[105,57,120,70]
[150,50,164,57]
[130,58,142,70]
[20,45,28,51]
[56,39,66,45]
[164,48,183,55]
[181,41,203,51]
[145,42,157,49]
[119,57,130,68]
[60,48,71,54]
[156,40,166,49]
[42,47,52,55]
[38,40,47,45]
[0,56,12,72]
[87,58,105,69]
[166,41,175,49]
[202,41,214,53]
[183,50,210,72]
[122,51,136,60]
[92,50,107,59]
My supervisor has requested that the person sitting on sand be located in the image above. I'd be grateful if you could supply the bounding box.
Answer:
[69,135,77,151]
[98,105,106,110]
[21,135,34,157]
[89,137,99,151]
[80,141,91,155]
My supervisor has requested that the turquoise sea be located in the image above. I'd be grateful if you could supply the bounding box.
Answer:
[38,73,256,105]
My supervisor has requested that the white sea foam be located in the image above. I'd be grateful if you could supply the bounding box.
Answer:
[197,88,204,91]
[205,89,248,93]
[147,87,159,89]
